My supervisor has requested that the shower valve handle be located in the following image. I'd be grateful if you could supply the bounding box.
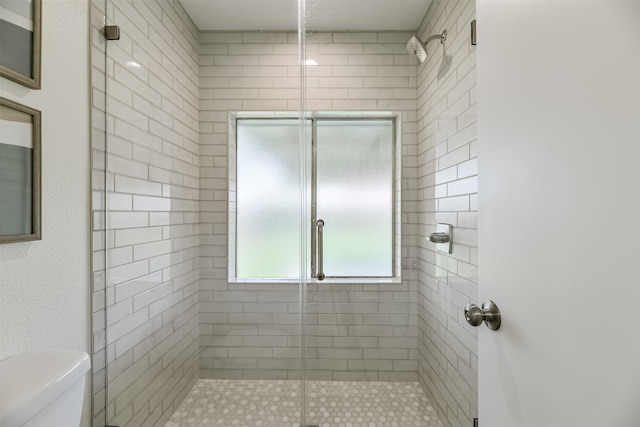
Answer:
[428,232,450,243]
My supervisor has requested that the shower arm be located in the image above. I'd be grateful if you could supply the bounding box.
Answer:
[424,30,447,46]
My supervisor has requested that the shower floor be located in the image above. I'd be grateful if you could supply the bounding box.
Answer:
[165,379,443,427]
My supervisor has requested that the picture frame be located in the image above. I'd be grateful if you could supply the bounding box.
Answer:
[0,0,41,89]
[0,97,41,243]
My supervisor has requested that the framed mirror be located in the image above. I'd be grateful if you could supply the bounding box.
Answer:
[0,0,42,89]
[0,97,41,243]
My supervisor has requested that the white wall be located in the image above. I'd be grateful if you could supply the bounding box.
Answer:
[478,1,640,425]
[0,0,91,425]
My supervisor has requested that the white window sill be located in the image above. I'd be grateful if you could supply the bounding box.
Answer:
[228,277,402,285]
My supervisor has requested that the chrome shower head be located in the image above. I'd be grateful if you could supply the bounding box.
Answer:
[407,30,448,64]
[406,36,427,63]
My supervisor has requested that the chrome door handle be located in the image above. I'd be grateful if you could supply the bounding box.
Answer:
[464,300,501,330]
[316,219,325,281]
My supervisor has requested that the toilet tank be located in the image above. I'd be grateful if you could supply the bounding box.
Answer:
[0,350,91,427]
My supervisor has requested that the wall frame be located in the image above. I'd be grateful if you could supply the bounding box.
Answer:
[0,97,41,243]
[0,0,41,89]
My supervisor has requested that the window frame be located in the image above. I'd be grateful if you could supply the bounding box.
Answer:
[228,112,402,283]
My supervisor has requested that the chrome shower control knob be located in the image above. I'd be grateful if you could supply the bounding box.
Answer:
[427,223,453,254]
[428,232,450,243]
[464,300,501,331]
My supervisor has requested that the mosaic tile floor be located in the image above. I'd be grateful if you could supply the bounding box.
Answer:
[165,380,443,427]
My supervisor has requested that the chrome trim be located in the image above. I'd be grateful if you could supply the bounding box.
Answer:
[424,29,447,45]
[311,119,318,278]
[471,20,477,46]
[316,219,325,281]
[104,25,120,40]
[428,232,450,243]
[427,223,453,254]
[464,300,501,331]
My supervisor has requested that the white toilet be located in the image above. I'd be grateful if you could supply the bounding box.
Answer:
[0,350,91,427]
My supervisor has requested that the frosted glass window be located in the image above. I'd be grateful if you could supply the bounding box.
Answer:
[236,120,310,279]
[235,117,395,280]
[316,120,393,277]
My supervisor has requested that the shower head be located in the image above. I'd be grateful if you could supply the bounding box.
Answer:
[406,36,427,63]
[406,30,448,63]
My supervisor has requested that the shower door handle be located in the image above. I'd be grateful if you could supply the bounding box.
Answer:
[316,219,325,280]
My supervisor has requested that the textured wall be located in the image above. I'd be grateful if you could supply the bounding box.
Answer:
[90,1,201,426]
[0,0,91,425]
[415,1,479,426]
[198,31,422,381]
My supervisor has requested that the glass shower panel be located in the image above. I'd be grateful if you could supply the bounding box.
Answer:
[93,1,308,426]
[316,119,394,277]
[96,1,204,426]
[89,0,108,424]
[89,0,435,424]
[300,1,418,426]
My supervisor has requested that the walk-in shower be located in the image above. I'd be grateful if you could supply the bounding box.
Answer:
[90,0,478,425]
[406,30,448,63]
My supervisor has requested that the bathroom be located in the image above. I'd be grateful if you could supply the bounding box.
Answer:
[0,0,638,426]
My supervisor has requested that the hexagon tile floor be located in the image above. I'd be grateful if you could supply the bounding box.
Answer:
[165,380,444,427]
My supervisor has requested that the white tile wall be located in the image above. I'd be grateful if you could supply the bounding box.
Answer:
[199,31,420,382]
[415,2,479,427]
[91,1,200,426]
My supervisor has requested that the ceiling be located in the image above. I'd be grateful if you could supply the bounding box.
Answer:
[179,0,432,31]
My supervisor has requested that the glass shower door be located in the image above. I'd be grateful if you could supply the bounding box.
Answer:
[299,1,424,426]
[88,0,439,425]
[93,1,308,426]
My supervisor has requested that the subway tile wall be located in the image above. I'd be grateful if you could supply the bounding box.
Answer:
[415,1,479,427]
[198,31,421,381]
[90,1,201,426]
